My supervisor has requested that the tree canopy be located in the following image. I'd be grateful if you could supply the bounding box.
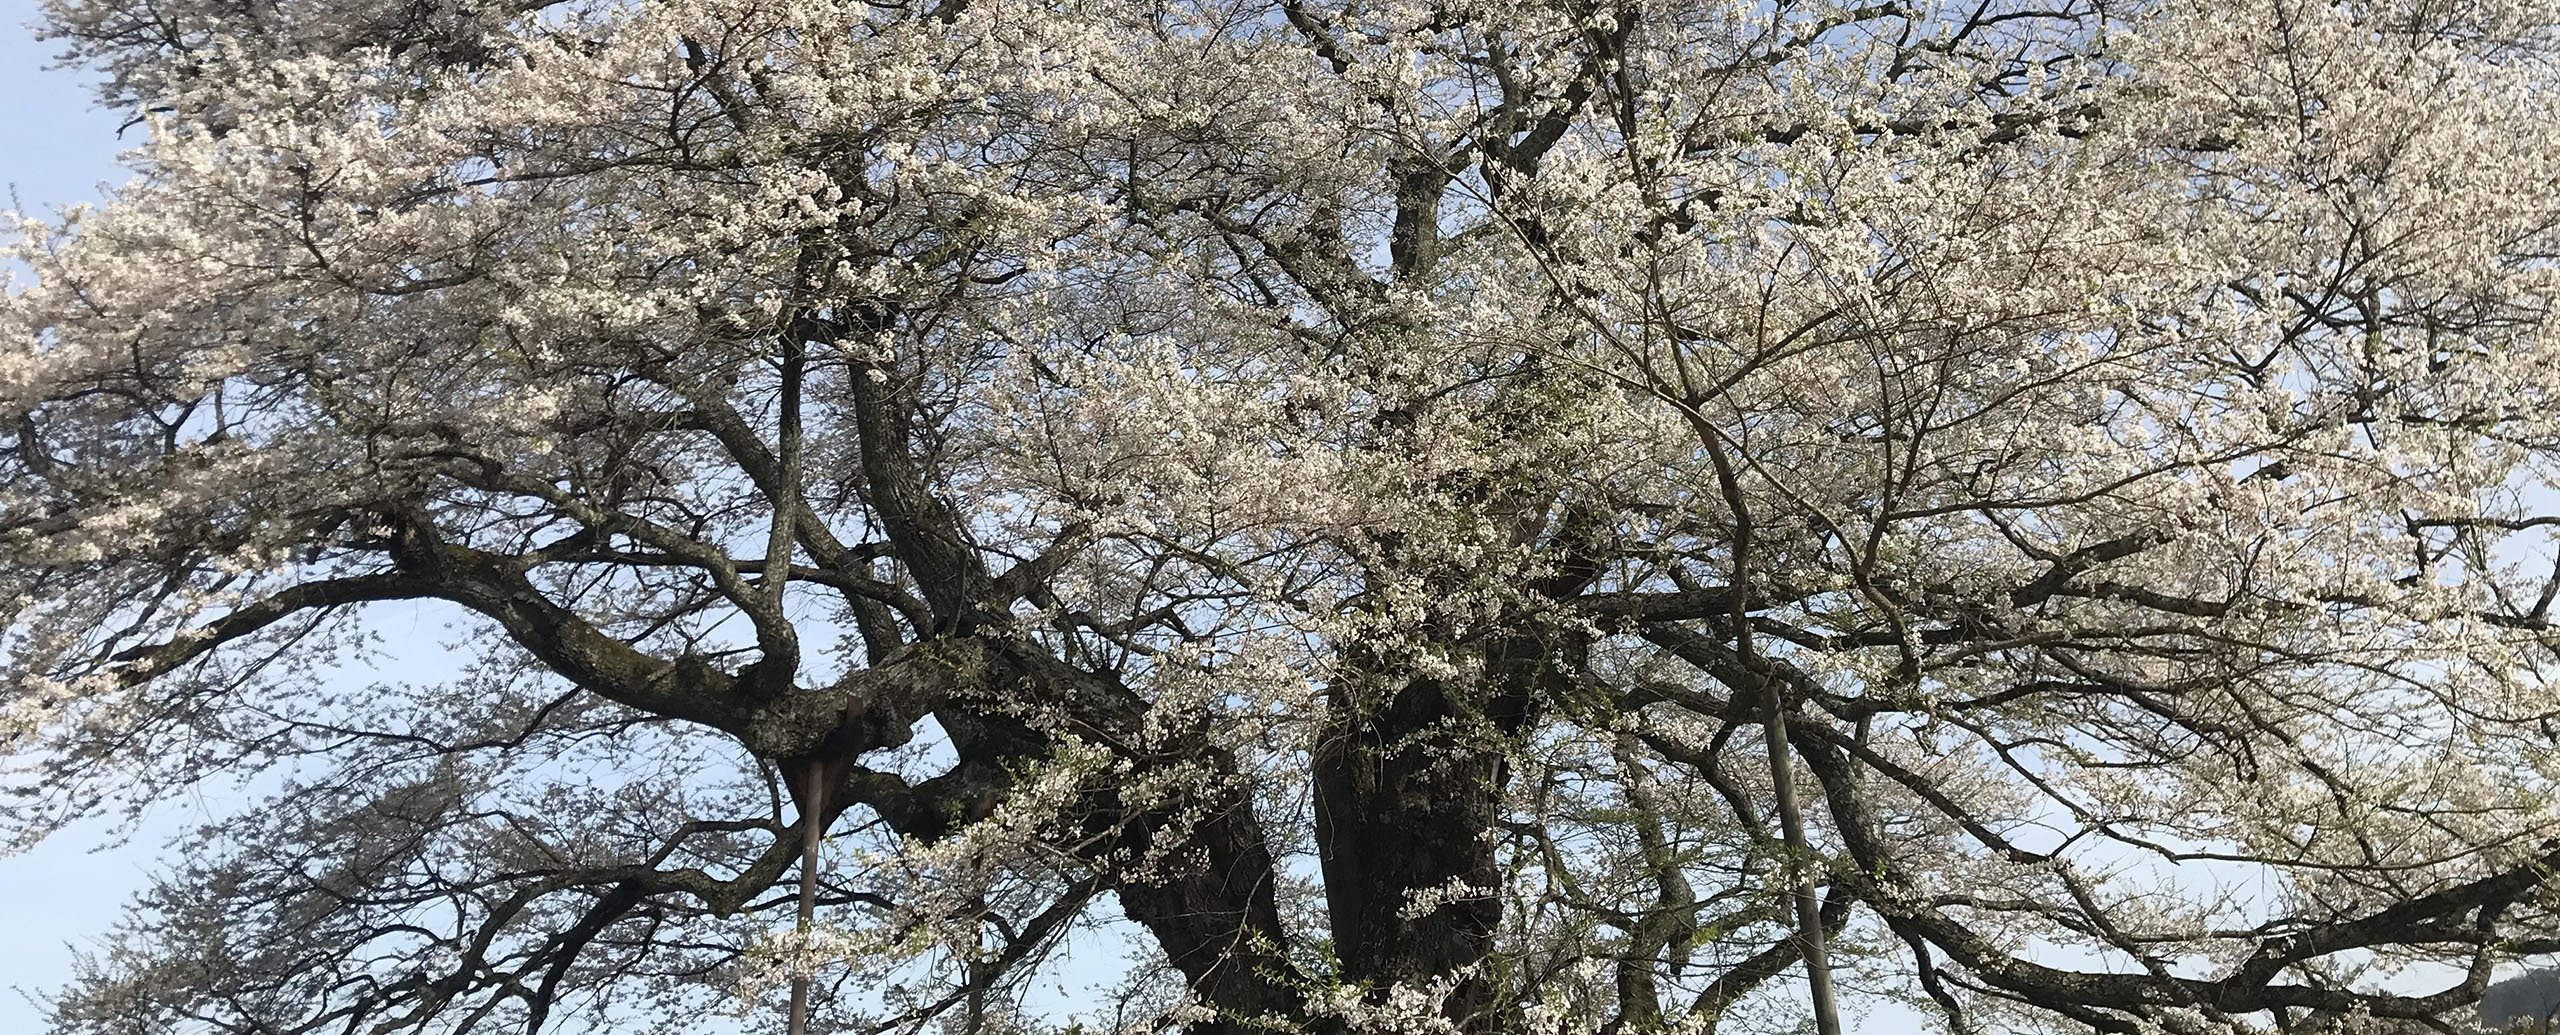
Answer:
[8,0,2560,1031]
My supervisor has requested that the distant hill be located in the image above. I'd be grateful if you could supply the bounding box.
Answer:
[2483,971,2560,1032]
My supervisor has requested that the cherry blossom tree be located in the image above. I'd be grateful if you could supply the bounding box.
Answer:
[8,0,2560,1032]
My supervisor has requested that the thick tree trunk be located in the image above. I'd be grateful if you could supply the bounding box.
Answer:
[1110,767,1309,1035]
[1312,675,1513,1033]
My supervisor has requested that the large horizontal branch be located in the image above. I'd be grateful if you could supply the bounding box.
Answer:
[104,572,437,685]
[1791,719,2542,1026]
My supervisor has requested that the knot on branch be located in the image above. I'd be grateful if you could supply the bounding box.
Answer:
[748,643,981,760]
[751,640,996,830]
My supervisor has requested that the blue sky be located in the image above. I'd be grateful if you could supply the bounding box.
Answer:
[0,1,123,215]
[0,1,145,1028]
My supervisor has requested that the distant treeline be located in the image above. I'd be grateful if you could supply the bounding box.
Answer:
[2484,971,2560,1032]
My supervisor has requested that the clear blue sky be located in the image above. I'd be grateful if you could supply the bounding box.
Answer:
[0,0,123,214]
[0,1,148,1028]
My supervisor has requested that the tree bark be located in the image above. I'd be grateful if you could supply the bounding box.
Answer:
[1312,675,1513,1033]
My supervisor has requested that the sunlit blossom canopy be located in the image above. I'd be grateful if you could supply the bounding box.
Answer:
[7,0,2560,1032]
